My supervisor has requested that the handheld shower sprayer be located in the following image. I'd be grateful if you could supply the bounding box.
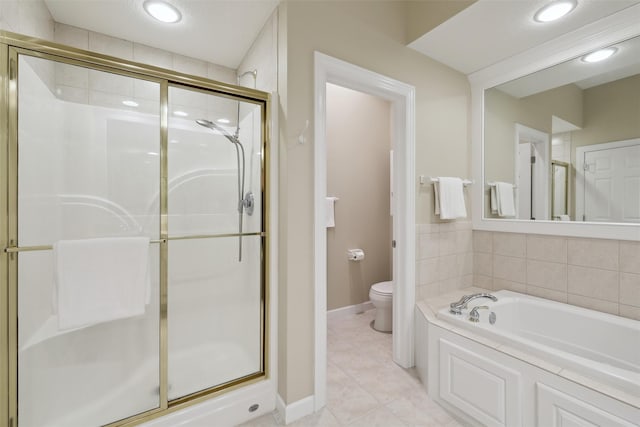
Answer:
[195,118,254,261]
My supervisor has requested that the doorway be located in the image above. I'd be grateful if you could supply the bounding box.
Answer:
[313,52,416,410]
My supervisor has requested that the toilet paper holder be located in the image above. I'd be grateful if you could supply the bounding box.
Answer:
[347,249,365,261]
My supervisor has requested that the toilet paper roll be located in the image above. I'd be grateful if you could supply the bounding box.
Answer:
[347,249,365,261]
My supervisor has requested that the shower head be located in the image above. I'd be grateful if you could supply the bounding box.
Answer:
[195,119,239,145]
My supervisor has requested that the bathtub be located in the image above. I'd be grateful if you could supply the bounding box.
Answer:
[436,290,640,396]
[416,288,640,427]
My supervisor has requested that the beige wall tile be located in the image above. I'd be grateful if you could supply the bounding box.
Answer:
[568,265,619,302]
[208,63,237,85]
[526,260,567,292]
[473,230,492,253]
[526,286,568,303]
[567,238,618,271]
[493,278,526,293]
[473,252,492,277]
[568,294,618,316]
[457,252,473,276]
[438,255,458,280]
[493,232,526,257]
[461,274,474,287]
[455,221,472,231]
[439,231,457,256]
[417,284,440,300]
[526,235,567,263]
[473,274,493,290]
[418,258,439,286]
[619,272,640,308]
[418,233,439,259]
[619,304,640,321]
[493,255,526,283]
[455,230,473,253]
[620,241,640,274]
[439,277,462,294]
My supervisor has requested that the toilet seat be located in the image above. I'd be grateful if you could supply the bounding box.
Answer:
[371,281,393,296]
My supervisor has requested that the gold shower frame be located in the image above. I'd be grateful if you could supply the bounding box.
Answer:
[0,30,271,427]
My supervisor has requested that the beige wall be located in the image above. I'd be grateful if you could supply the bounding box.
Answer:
[473,231,640,321]
[326,84,392,311]
[572,74,640,148]
[277,0,471,403]
[405,0,477,44]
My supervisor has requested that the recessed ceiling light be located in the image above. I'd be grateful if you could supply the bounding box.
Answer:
[173,110,188,117]
[143,0,182,24]
[534,0,577,23]
[122,100,139,107]
[217,118,230,124]
[582,47,617,63]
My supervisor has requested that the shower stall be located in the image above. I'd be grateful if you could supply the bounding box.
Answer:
[0,33,270,427]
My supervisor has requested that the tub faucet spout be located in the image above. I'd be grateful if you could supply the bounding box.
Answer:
[449,293,497,315]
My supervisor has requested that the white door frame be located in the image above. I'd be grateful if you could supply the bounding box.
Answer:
[514,123,549,220]
[313,52,416,410]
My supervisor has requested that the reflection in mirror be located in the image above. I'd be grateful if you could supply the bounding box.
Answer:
[551,161,568,220]
[484,36,640,223]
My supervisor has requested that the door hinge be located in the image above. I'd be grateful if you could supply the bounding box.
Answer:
[392,240,396,249]
[9,417,14,427]
[530,156,536,164]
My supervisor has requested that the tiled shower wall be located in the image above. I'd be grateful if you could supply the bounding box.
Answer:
[473,231,640,320]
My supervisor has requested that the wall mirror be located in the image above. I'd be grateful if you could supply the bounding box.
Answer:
[471,8,640,240]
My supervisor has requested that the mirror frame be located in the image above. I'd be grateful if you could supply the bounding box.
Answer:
[469,4,640,241]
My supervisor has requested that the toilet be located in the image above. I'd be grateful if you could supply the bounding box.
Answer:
[369,281,393,332]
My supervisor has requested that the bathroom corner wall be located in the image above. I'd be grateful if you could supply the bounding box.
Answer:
[473,231,640,320]
[416,221,473,300]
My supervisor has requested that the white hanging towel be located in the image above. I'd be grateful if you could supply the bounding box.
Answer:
[496,182,516,217]
[490,186,498,214]
[54,237,150,330]
[326,197,338,228]
[436,177,467,219]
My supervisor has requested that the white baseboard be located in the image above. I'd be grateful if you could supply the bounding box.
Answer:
[276,394,315,425]
[327,301,373,322]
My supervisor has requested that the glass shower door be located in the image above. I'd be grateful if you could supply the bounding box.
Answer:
[166,85,265,400]
[15,54,161,426]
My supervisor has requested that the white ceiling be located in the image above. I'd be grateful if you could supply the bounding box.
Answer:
[409,0,640,75]
[44,0,279,69]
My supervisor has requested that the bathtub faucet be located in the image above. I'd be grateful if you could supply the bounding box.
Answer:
[449,293,497,315]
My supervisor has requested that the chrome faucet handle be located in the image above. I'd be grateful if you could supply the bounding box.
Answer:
[469,305,489,322]
[449,295,471,314]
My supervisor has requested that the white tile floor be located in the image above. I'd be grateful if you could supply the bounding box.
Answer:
[240,309,466,426]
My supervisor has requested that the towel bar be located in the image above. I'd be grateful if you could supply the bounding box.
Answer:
[419,176,473,186]
[487,181,517,188]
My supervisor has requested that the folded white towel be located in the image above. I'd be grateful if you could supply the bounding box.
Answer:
[436,177,467,219]
[54,237,150,330]
[326,197,338,228]
[496,182,516,217]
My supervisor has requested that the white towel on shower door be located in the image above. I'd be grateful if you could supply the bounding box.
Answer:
[54,237,150,330]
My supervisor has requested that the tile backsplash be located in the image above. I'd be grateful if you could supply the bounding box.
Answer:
[416,221,473,300]
[472,231,640,320]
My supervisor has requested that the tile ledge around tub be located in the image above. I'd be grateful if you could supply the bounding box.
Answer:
[417,287,640,411]
[558,368,640,409]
